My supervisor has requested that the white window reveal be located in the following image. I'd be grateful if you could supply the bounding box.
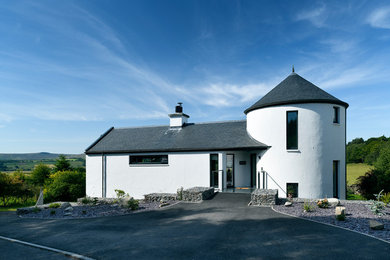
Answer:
[129,155,168,165]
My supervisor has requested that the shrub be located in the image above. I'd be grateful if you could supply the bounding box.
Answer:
[357,170,380,199]
[50,210,56,215]
[380,192,390,205]
[49,203,61,208]
[115,189,126,199]
[127,198,139,211]
[44,170,85,203]
[0,172,37,207]
[369,190,386,216]
[177,187,184,200]
[82,210,87,215]
[303,201,314,212]
[317,198,329,208]
[81,197,93,205]
[357,169,390,199]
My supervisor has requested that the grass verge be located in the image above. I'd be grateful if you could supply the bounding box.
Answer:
[347,163,373,185]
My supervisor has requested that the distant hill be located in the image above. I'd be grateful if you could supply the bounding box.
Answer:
[0,153,85,172]
[0,152,85,161]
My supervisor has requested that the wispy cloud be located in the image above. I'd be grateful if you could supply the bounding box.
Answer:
[295,4,327,27]
[0,2,177,123]
[319,38,358,54]
[367,6,390,29]
[177,82,273,108]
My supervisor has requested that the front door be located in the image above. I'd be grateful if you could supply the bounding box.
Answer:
[226,154,234,187]
[210,154,219,188]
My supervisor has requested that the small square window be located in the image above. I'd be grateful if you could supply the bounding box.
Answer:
[333,107,340,124]
[286,183,298,198]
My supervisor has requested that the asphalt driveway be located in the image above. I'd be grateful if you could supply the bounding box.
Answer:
[0,193,389,259]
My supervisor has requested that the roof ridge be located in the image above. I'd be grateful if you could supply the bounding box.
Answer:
[193,119,246,125]
[114,119,246,130]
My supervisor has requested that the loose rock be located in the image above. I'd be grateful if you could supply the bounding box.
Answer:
[369,220,384,230]
[60,202,71,209]
[64,206,73,212]
[327,198,340,207]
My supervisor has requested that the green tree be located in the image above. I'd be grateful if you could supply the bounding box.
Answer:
[375,144,390,174]
[44,170,86,202]
[31,163,51,186]
[54,155,71,172]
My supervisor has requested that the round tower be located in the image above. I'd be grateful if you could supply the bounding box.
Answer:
[245,71,349,199]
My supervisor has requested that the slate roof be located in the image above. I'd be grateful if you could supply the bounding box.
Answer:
[85,120,268,154]
[244,72,349,114]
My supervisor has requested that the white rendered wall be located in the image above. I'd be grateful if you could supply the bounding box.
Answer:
[247,103,346,199]
[100,152,210,199]
[86,155,103,197]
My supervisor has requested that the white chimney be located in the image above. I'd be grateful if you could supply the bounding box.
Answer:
[169,102,189,128]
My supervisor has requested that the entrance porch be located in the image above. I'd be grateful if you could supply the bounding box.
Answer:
[209,150,264,192]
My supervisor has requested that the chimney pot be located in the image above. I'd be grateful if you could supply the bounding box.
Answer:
[175,102,183,113]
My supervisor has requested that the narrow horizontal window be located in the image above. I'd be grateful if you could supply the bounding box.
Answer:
[287,111,298,150]
[129,155,168,165]
[333,107,340,124]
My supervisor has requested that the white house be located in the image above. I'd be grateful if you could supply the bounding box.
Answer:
[85,71,349,199]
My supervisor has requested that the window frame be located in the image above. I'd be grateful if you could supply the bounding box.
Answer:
[286,110,298,150]
[333,106,340,124]
[129,154,169,166]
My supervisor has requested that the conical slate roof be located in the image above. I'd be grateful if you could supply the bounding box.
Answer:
[244,72,349,114]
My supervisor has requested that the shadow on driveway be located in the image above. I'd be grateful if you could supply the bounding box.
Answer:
[0,193,389,259]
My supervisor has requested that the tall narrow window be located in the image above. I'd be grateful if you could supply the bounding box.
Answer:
[333,161,339,198]
[287,111,298,149]
[210,154,219,188]
[333,107,340,124]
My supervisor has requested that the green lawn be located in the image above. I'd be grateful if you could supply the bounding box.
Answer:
[347,163,373,185]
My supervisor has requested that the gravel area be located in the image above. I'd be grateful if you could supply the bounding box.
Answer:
[273,201,390,242]
[19,201,179,219]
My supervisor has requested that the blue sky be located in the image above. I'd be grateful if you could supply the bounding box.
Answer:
[1,0,390,154]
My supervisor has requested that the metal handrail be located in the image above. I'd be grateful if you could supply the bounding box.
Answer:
[258,169,287,195]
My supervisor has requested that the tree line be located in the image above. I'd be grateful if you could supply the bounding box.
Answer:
[347,136,390,199]
[347,136,389,165]
[0,155,85,207]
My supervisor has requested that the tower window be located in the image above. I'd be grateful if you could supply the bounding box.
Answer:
[333,107,340,124]
[287,111,298,150]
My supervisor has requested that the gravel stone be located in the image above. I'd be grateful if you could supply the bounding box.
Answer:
[273,201,390,242]
[18,200,178,219]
